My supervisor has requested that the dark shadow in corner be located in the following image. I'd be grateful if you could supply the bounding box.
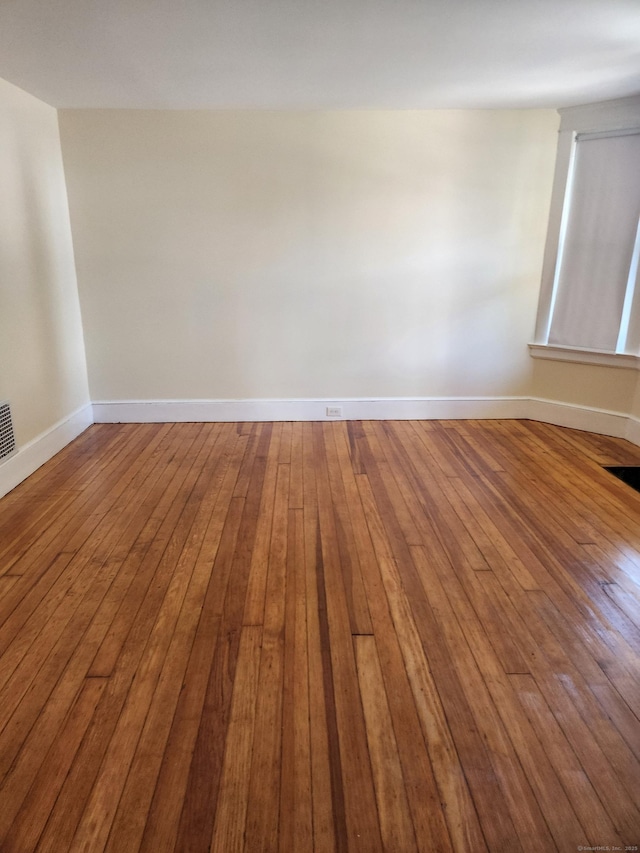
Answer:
[604,466,640,494]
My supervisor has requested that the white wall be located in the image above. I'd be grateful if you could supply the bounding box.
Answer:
[0,78,90,451]
[59,109,558,404]
[531,359,639,414]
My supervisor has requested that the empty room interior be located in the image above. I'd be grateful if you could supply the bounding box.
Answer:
[1,1,640,850]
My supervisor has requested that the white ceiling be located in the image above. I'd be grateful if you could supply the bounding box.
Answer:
[0,0,639,110]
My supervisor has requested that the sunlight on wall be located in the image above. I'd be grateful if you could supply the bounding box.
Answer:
[0,78,89,446]
[59,109,558,402]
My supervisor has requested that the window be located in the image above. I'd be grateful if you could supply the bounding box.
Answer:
[531,96,640,368]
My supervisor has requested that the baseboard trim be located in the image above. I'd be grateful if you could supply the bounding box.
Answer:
[625,415,640,446]
[94,395,640,446]
[0,404,93,499]
[527,397,631,440]
[92,396,531,424]
[1,396,638,500]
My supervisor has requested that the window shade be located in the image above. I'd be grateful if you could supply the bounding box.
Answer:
[548,131,640,351]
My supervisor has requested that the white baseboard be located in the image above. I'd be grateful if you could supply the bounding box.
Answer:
[94,395,640,447]
[92,396,530,424]
[0,404,93,499]
[527,397,631,440]
[626,415,640,446]
[2,396,639,500]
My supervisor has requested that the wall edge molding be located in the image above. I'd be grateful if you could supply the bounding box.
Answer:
[527,396,631,440]
[92,395,640,446]
[528,343,640,370]
[625,414,640,446]
[92,396,531,423]
[0,403,94,499]
[2,396,638,500]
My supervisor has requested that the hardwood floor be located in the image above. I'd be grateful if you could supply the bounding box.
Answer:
[0,419,639,852]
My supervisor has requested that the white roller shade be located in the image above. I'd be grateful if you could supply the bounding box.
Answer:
[548,131,640,351]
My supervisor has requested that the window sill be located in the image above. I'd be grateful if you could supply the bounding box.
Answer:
[528,343,640,370]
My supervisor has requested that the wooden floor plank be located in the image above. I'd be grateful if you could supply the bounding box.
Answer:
[312,424,384,853]
[302,422,341,853]
[354,635,418,852]
[0,422,133,567]
[36,426,244,853]
[43,427,236,853]
[410,544,555,851]
[324,424,373,635]
[2,678,106,853]
[401,421,540,591]
[210,625,263,853]
[0,425,209,744]
[244,462,290,852]
[278,508,313,853]
[428,563,586,848]
[0,423,165,582]
[355,473,488,852]
[0,419,636,852]
[331,423,455,853]
[428,425,640,711]
[243,423,282,625]
[355,455,522,850]
[0,426,214,832]
[92,428,246,853]
[170,433,267,853]
[511,673,627,847]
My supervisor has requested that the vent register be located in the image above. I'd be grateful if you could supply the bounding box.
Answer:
[0,402,16,461]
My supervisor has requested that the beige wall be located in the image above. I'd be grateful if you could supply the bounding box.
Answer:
[0,78,89,447]
[59,109,558,402]
[630,372,640,420]
[531,360,639,414]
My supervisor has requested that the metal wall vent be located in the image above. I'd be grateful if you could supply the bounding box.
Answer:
[0,401,16,462]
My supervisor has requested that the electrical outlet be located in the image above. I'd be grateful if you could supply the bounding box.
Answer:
[326,406,343,418]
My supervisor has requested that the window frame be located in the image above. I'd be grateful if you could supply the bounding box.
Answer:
[531,95,640,369]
